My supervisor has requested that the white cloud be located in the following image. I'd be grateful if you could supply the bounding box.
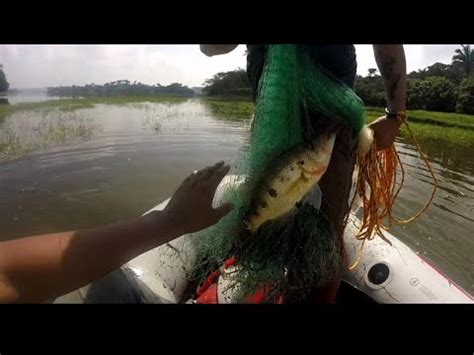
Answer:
[0,44,470,89]
[355,44,470,76]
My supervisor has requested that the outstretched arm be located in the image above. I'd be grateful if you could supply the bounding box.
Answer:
[0,162,232,303]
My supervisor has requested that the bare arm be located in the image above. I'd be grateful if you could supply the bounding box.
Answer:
[200,45,239,57]
[373,44,407,112]
[0,162,232,303]
[369,45,407,150]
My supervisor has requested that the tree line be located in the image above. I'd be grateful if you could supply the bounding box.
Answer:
[202,69,252,97]
[202,45,474,114]
[354,45,473,114]
[47,80,195,97]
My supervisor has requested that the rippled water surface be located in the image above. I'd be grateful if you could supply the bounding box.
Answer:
[0,99,472,294]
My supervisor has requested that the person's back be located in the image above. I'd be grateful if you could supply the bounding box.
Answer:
[246,44,357,97]
[200,44,407,303]
[245,44,360,303]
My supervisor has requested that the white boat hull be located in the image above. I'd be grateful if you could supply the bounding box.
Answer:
[55,175,473,304]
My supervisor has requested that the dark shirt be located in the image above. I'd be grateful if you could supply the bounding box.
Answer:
[246,44,357,100]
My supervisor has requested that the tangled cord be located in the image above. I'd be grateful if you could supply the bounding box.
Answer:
[346,118,439,271]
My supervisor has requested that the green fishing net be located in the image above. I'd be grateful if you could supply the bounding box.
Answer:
[189,45,367,302]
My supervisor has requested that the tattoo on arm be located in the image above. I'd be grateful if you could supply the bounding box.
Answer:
[379,56,400,100]
[373,45,406,111]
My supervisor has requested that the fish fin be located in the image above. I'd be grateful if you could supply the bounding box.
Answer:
[242,219,255,233]
[302,183,322,210]
[242,219,250,229]
[357,125,374,159]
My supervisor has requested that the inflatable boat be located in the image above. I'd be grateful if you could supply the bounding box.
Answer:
[54,175,473,304]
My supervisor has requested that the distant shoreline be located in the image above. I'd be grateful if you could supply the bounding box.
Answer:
[1,96,473,147]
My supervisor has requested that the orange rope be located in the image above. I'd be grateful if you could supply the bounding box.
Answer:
[392,120,439,224]
[346,118,438,271]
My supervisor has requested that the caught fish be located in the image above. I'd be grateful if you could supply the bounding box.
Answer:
[243,133,336,232]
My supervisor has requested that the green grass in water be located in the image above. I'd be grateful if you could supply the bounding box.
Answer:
[200,97,254,120]
[366,107,474,147]
[0,95,190,116]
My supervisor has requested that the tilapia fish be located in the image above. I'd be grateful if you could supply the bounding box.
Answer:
[243,133,336,232]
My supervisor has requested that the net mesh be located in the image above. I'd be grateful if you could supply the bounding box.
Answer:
[189,44,368,302]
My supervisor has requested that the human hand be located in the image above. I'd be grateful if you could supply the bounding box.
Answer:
[368,115,403,151]
[163,161,233,236]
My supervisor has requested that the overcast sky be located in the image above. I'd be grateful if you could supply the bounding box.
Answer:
[0,45,468,89]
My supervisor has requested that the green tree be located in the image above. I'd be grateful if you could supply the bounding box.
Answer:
[456,77,474,114]
[354,75,385,106]
[407,79,424,109]
[0,66,10,93]
[452,44,473,76]
[367,68,378,77]
[408,62,463,83]
[203,68,251,97]
[411,77,457,112]
[46,80,194,97]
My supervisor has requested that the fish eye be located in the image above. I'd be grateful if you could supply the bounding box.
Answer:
[298,160,305,165]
